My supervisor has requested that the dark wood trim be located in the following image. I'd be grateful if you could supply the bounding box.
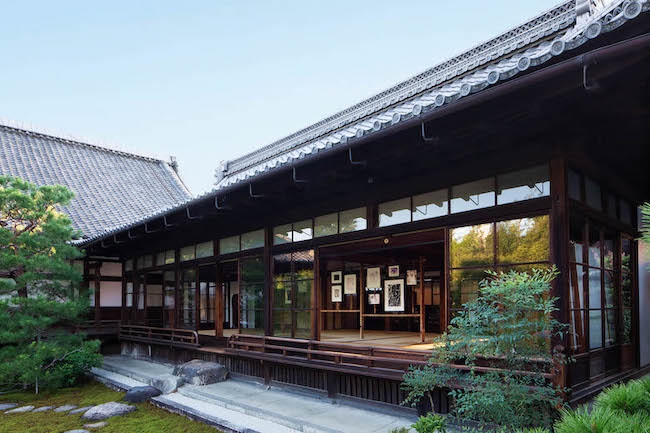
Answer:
[264,226,273,336]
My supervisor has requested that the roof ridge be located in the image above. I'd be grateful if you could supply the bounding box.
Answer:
[222,0,576,174]
[0,121,169,165]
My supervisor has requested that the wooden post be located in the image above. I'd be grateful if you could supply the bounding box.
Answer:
[264,226,273,337]
[443,227,450,333]
[195,265,200,333]
[94,263,101,324]
[419,257,425,343]
[174,249,180,329]
[360,264,365,340]
[312,247,320,341]
[215,263,224,337]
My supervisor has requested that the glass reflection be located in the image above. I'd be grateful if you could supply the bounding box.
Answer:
[273,224,292,245]
[378,198,411,227]
[314,213,338,237]
[497,216,549,264]
[339,207,367,233]
[412,190,448,221]
[497,165,550,205]
[451,178,495,214]
[588,268,602,309]
[450,223,494,268]
[589,310,602,349]
[449,268,489,309]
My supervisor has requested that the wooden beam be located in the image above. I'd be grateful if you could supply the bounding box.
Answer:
[419,257,425,343]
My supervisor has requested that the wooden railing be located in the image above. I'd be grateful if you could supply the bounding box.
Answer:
[74,320,121,336]
[120,325,199,348]
[226,334,557,383]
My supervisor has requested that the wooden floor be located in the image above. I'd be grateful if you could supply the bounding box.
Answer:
[320,329,441,350]
[200,328,441,350]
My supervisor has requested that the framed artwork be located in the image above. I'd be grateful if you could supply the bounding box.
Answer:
[406,269,418,286]
[331,285,342,302]
[331,271,342,284]
[384,279,405,312]
[366,267,381,289]
[388,265,400,277]
[368,293,381,305]
[344,274,357,295]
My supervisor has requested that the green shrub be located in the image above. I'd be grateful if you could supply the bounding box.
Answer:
[388,428,411,433]
[554,406,618,433]
[511,429,550,433]
[595,380,650,415]
[411,413,447,433]
[635,376,650,395]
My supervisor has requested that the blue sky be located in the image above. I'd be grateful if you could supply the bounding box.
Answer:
[0,0,560,194]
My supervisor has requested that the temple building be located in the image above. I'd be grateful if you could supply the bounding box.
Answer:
[2,0,650,412]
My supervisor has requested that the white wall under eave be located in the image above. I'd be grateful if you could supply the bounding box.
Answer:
[638,208,650,367]
[99,281,122,307]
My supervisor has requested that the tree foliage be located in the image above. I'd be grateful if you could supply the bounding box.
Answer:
[402,267,567,430]
[0,175,102,393]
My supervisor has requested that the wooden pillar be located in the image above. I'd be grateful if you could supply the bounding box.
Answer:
[312,247,320,341]
[121,260,126,325]
[195,265,200,333]
[550,153,570,391]
[215,263,224,337]
[174,249,181,329]
[359,264,365,339]
[94,262,101,323]
[263,226,273,336]
[443,227,450,333]
[419,257,425,342]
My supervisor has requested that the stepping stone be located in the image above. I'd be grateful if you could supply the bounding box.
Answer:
[68,406,93,415]
[173,359,229,385]
[64,430,90,433]
[0,403,17,411]
[151,374,184,394]
[83,422,108,429]
[33,406,55,412]
[5,405,34,413]
[123,386,161,403]
[81,402,136,420]
[54,404,78,412]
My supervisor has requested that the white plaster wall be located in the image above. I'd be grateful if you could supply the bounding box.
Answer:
[100,262,123,277]
[638,208,650,367]
[99,281,122,307]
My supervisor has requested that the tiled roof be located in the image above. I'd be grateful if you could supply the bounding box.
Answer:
[216,0,649,188]
[78,0,649,246]
[0,124,192,239]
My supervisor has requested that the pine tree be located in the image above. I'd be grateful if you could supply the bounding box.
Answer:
[0,175,102,393]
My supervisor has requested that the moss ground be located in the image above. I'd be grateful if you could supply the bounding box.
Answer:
[0,381,220,433]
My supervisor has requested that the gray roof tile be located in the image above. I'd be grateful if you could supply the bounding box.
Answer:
[0,125,192,239]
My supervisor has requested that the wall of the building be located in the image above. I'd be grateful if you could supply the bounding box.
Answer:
[638,208,650,367]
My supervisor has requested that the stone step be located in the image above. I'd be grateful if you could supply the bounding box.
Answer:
[99,356,183,393]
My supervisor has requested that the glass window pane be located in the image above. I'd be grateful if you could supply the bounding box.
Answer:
[413,189,448,221]
[89,282,95,307]
[605,309,617,346]
[273,253,293,282]
[585,177,602,211]
[449,268,489,309]
[294,250,315,280]
[569,216,584,263]
[273,224,292,245]
[569,264,585,310]
[137,284,145,310]
[450,223,494,268]
[196,241,213,258]
[292,219,313,242]
[622,271,632,309]
[180,245,195,262]
[295,280,313,309]
[568,169,582,201]
[379,198,411,227]
[603,234,615,270]
[165,250,176,264]
[156,252,166,266]
[241,283,264,310]
[604,270,616,308]
[220,235,240,255]
[241,229,264,250]
[314,213,338,237]
[588,268,601,309]
[295,311,312,339]
[339,207,367,233]
[125,259,133,272]
[164,271,175,309]
[570,310,586,353]
[240,257,265,283]
[451,178,495,214]
[497,165,550,205]
[497,216,549,264]
[272,310,292,337]
[273,282,292,309]
[143,255,153,268]
[589,227,601,268]
[623,308,632,344]
[240,309,264,334]
[589,310,602,349]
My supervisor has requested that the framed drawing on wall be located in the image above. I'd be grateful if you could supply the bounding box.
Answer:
[384,279,405,312]
[331,285,342,302]
[344,274,357,295]
[388,265,400,277]
[368,293,381,305]
[331,271,342,284]
[406,269,417,286]
[366,267,381,289]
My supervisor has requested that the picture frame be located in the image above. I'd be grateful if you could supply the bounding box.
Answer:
[368,293,381,305]
[344,274,357,295]
[331,271,342,284]
[388,265,400,277]
[366,267,381,289]
[406,269,418,286]
[384,279,405,312]
[331,285,342,302]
